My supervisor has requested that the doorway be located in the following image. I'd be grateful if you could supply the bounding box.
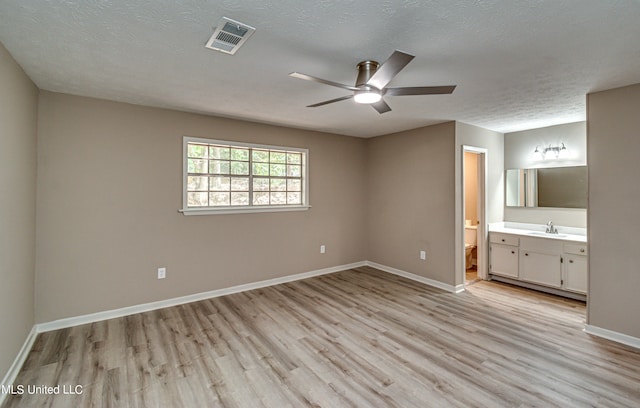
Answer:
[461,146,487,287]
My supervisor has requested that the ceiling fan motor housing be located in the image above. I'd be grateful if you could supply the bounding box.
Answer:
[355,60,380,89]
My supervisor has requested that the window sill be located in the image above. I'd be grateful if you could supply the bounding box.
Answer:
[179,205,311,216]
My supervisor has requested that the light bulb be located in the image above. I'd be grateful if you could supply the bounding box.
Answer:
[354,91,382,104]
[558,143,569,159]
[533,146,544,160]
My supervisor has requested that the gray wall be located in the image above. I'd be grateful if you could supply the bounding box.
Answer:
[366,122,457,286]
[35,92,368,323]
[587,83,640,339]
[33,108,502,321]
[0,42,38,379]
[455,122,504,284]
[456,122,505,226]
[503,122,587,227]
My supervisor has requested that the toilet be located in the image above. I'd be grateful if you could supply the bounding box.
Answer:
[465,223,478,269]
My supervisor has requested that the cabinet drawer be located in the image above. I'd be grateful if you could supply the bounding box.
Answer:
[490,233,519,247]
[564,243,587,256]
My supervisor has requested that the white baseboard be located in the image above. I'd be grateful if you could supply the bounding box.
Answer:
[584,324,640,350]
[0,326,38,406]
[453,284,466,293]
[36,261,367,333]
[365,261,459,293]
[36,260,458,334]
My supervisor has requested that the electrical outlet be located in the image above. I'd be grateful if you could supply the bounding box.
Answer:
[320,245,326,254]
[420,250,426,260]
[157,267,166,279]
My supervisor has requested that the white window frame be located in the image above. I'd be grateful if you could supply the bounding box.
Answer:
[180,136,310,215]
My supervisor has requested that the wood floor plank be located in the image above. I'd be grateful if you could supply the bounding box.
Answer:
[3,266,640,407]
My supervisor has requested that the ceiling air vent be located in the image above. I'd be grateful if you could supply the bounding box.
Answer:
[205,17,256,55]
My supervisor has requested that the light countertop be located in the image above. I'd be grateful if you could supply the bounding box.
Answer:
[489,222,587,243]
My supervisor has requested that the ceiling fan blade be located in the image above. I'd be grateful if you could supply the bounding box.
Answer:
[385,85,456,96]
[307,95,353,107]
[371,99,392,114]
[366,50,415,90]
[290,72,359,91]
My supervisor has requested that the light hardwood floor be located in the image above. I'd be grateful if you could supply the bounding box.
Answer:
[3,266,640,407]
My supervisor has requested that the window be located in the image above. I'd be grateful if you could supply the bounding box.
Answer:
[182,137,309,214]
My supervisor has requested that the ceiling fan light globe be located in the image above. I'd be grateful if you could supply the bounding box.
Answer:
[354,91,382,104]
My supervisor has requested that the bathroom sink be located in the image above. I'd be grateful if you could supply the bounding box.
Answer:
[528,231,568,238]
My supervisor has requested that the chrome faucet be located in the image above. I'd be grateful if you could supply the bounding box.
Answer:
[546,221,558,234]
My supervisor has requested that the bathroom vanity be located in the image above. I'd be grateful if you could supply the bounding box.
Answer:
[489,223,587,301]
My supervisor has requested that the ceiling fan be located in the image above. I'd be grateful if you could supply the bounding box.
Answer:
[289,50,456,114]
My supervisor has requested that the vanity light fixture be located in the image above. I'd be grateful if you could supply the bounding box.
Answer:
[534,143,568,159]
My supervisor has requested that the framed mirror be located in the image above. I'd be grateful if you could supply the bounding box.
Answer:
[505,166,587,209]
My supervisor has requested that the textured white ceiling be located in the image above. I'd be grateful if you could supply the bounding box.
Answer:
[1,0,640,137]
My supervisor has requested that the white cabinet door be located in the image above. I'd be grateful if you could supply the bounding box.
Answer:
[490,244,519,278]
[519,250,562,288]
[564,255,587,294]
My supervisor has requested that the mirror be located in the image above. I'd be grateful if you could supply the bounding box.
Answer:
[505,166,587,209]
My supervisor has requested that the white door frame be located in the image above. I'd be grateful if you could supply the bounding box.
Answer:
[461,146,488,284]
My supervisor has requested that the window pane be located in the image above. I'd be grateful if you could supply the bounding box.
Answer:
[270,192,286,205]
[287,165,301,177]
[252,150,269,162]
[287,153,301,164]
[231,161,249,175]
[188,144,208,158]
[187,176,208,191]
[210,176,230,191]
[184,139,307,210]
[270,164,286,177]
[271,178,286,191]
[253,192,269,205]
[209,160,230,174]
[231,177,249,191]
[287,179,301,191]
[210,146,230,160]
[254,178,269,191]
[270,151,286,163]
[231,148,249,161]
[231,192,249,206]
[188,192,208,207]
[209,192,230,206]
[252,162,269,176]
[188,159,208,174]
[287,192,301,205]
